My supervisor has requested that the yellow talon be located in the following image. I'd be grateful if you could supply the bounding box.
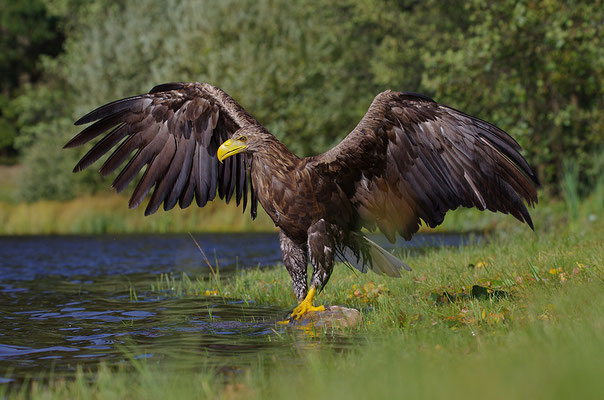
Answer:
[289,287,325,320]
[276,287,326,325]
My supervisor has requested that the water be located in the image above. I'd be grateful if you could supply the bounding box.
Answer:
[0,233,282,282]
[0,232,478,383]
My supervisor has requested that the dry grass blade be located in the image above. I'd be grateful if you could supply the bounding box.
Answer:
[188,232,222,295]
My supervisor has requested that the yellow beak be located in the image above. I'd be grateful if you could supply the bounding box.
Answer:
[217,138,247,163]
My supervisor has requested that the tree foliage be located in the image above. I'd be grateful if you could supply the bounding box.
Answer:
[420,0,604,187]
[6,0,604,200]
[0,0,64,159]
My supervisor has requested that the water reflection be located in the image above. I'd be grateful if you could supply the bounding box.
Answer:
[0,276,286,378]
[0,232,478,281]
[0,233,282,282]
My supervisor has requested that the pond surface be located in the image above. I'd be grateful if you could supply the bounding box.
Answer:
[0,232,479,383]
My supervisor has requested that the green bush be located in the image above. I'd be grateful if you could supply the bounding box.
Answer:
[13,0,604,200]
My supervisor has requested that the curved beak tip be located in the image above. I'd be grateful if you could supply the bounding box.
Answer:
[217,138,247,163]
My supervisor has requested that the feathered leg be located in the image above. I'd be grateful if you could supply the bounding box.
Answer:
[288,219,333,320]
[279,230,308,302]
[308,219,334,291]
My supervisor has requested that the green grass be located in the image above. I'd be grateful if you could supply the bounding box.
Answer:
[0,191,488,235]
[159,200,603,332]
[2,195,603,399]
[0,164,278,234]
[1,173,601,235]
[0,162,543,234]
[3,198,601,399]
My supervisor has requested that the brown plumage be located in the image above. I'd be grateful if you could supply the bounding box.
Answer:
[66,82,539,319]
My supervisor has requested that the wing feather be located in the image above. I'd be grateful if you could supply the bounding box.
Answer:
[72,123,128,172]
[146,135,181,214]
[129,124,175,209]
[64,110,129,149]
[111,125,165,193]
[179,143,197,210]
[66,82,259,216]
[165,134,195,210]
[313,90,539,241]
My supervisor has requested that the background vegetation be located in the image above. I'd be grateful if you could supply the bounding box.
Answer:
[1,0,602,209]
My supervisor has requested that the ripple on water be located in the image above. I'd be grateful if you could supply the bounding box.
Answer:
[0,232,480,382]
[0,276,305,381]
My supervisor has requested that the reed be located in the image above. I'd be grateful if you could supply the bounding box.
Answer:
[0,192,276,234]
[0,191,557,235]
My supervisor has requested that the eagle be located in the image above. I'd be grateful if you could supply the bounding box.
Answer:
[65,82,539,322]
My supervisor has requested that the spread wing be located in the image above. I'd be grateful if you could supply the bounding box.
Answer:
[65,82,259,217]
[313,90,540,242]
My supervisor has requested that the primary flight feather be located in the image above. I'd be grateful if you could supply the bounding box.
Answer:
[66,82,539,321]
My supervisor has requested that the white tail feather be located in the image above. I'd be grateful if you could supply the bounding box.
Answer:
[342,236,411,277]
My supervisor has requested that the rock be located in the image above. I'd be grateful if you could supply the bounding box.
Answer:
[288,305,362,328]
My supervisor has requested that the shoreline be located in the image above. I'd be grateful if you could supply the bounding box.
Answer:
[1,202,602,399]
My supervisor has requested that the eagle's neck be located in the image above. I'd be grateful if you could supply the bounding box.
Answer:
[253,135,300,171]
[250,136,302,227]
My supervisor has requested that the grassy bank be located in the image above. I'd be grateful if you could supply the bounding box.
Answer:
[0,164,279,234]
[0,189,591,235]
[0,193,277,234]
[155,196,603,327]
[0,189,501,235]
[2,197,602,399]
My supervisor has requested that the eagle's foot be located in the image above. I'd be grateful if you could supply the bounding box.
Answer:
[290,287,325,320]
[290,300,325,320]
[276,287,325,325]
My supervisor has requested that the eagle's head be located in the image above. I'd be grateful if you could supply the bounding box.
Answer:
[216,127,273,162]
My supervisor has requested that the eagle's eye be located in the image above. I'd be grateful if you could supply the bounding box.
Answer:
[238,136,248,143]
